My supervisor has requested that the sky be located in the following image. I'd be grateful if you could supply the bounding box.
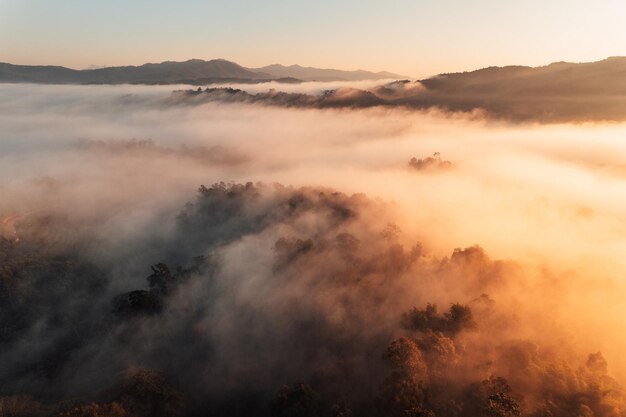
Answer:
[1,0,625,78]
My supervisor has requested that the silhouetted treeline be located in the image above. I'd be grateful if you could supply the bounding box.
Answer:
[170,57,626,123]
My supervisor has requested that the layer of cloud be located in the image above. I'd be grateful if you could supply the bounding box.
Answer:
[169,58,626,123]
[2,83,626,416]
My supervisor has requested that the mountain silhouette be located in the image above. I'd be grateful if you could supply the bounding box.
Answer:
[0,58,403,85]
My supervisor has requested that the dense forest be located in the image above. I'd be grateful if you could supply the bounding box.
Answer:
[1,183,624,417]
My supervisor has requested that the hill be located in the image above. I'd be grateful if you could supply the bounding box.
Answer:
[0,59,272,84]
[0,59,404,84]
[251,63,405,81]
[420,56,626,96]
[178,57,626,122]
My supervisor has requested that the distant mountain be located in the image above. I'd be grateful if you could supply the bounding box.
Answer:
[411,56,626,121]
[177,57,626,123]
[0,59,404,85]
[419,56,626,95]
[251,64,405,81]
[0,59,275,85]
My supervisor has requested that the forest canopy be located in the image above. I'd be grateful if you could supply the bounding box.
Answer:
[0,183,623,417]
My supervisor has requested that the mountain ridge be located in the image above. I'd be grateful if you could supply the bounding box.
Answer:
[175,56,626,123]
[0,58,404,85]
[250,63,404,81]
[419,56,626,95]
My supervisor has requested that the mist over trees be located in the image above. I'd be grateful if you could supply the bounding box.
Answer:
[172,57,626,123]
[1,183,624,417]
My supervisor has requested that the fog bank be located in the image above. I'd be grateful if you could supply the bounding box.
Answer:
[2,83,626,416]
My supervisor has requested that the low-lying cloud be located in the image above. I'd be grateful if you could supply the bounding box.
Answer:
[77,138,249,167]
[169,58,626,123]
[2,83,626,417]
[169,80,626,123]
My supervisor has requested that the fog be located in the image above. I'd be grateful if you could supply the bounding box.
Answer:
[4,84,626,266]
[2,83,626,416]
[174,58,626,122]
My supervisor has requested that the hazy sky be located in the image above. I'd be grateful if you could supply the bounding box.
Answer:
[1,0,625,77]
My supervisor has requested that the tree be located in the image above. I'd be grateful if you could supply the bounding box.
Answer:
[0,395,42,417]
[444,304,476,335]
[147,263,175,296]
[463,376,521,417]
[402,304,475,337]
[55,402,126,417]
[108,368,184,417]
[378,338,431,417]
[270,383,325,417]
